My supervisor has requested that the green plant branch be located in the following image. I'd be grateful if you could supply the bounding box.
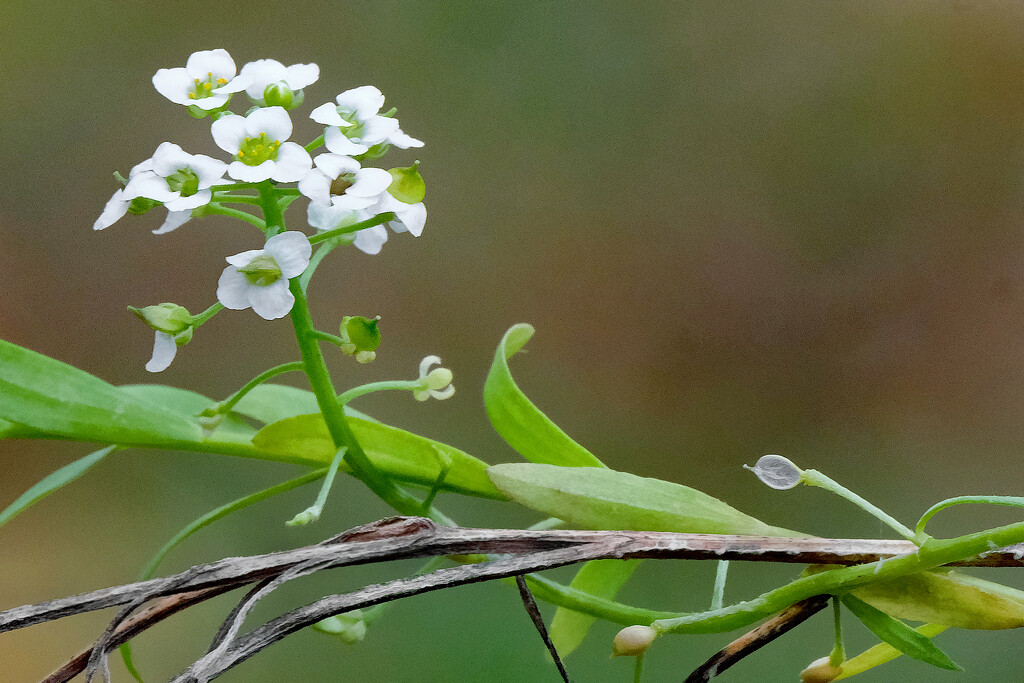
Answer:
[307,212,395,245]
[212,362,304,415]
[202,203,266,230]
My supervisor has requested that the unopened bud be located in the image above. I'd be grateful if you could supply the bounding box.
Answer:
[800,656,842,683]
[129,303,192,335]
[339,315,382,360]
[313,612,368,644]
[387,161,426,204]
[127,196,160,215]
[611,625,657,657]
[263,82,303,109]
[744,454,803,490]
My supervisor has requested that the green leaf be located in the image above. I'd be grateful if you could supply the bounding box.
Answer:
[852,570,1024,630]
[834,623,948,680]
[484,324,606,468]
[253,414,504,499]
[549,559,642,656]
[0,339,202,445]
[487,463,800,536]
[841,595,961,671]
[231,383,376,424]
[0,445,116,528]
[120,384,257,441]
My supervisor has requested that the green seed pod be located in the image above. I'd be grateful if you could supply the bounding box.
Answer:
[387,161,426,204]
[339,315,382,358]
[128,303,192,335]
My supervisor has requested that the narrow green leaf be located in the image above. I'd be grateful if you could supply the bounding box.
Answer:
[0,445,117,528]
[833,623,948,680]
[487,463,800,536]
[231,383,376,424]
[0,340,201,445]
[852,570,1024,630]
[841,595,961,671]
[484,324,606,468]
[253,414,504,500]
[120,384,257,441]
[550,559,642,656]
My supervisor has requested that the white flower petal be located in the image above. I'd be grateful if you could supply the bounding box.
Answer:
[270,143,312,182]
[264,231,312,278]
[392,201,426,237]
[217,266,253,309]
[352,225,388,255]
[228,159,275,182]
[123,173,177,202]
[307,201,347,231]
[331,193,377,210]
[248,280,295,320]
[146,332,178,373]
[285,63,319,89]
[240,59,287,98]
[190,94,231,111]
[359,116,400,145]
[94,189,129,230]
[348,168,392,197]
[388,129,424,149]
[309,102,349,127]
[164,190,211,212]
[186,49,236,82]
[211,114,248,154]
[152,67,193,105]
[225,248,265,268]
[150,142,187,176]
[336,86,385,119]
[313,152,359,179]
[298,168,332,202]
[245,106,292,142]
[419,355,441,377]
[189,155,229,188]
[324,127,368,156]
[129,157,155,178]
[153,209,193,234]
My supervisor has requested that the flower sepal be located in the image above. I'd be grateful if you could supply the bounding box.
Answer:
[387,161,425,204]
[338,315,381,363]
[128,303,192,335]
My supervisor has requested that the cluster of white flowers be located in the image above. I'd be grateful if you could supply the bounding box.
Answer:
[100,49,429,372]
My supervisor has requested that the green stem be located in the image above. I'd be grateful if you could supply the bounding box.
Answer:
[308,212,395,245]
[802,470,917,542]
[213,194,263,205]
[633,653,644,683]
[653,518,1024,635]
[305,134,325,153]
[213,361,304,414]
[829,596,845,666]
[310,329,350,347]
[300,241,342,293]
[287,448,346,526]
[710,560,729,611]
[191,303,224,328]
[258,180,286,237]
[210,181,262,191]
[337,380,421,405]
[203,203,266,230]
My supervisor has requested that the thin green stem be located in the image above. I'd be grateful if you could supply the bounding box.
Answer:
[633,654,644,683]
[802,470,917,542]
[191,303,224,328]
[213,361,304,415]
[337,380,421,405]
[300,241,343,293]
[915,495,1024,536]
[829,596,845,666]
[258,180,286,237]
[287,448,346,526]
[305,134,325,153]
[710,560,729,611]
[213,194,263,205]
[203,203,266,230]
[308,212,395,245]
[210,181,261,191]
[310,329,350,347]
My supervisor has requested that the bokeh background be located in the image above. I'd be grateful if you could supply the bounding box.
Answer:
[3,1,1024,680]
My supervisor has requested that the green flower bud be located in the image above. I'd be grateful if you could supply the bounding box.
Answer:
[800,657,842,683]
[387,161,426,204]
[313,612,367,644]
[128,303,192,335]
[611,625,657,657]
[127,196,161,215]
[174,327,193,346]
[263,82,305,109]
[355,142,391,162]
[339,315,382,359]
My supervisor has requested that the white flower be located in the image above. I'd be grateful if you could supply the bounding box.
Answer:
[217,231,312,320]
[413,356,454,401]
[93,157,155,231]
[152,49,249,110]
[238,59,319,105]
[307,202,388,255]
[124,142,228,210]
[372,192,427,238]
[145,331,190,373]
[153,210,194,235]
[212,107,312,182]
[310,85,424,156]
[298,153,392,208]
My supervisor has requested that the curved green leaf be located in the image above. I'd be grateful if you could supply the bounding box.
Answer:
[253,414,504,500]
[0,340,201,445]
[0,446,117,528]
[834,623,948,680]
[484,324,605,468]
[120,384,257,441]
[841,595,961,671]
[487,463,800,536]
[549,559,642,656]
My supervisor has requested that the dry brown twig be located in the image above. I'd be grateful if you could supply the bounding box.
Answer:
[3,516,1022,681]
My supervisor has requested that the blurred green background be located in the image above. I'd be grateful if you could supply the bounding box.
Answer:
[4,1,1024,680]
